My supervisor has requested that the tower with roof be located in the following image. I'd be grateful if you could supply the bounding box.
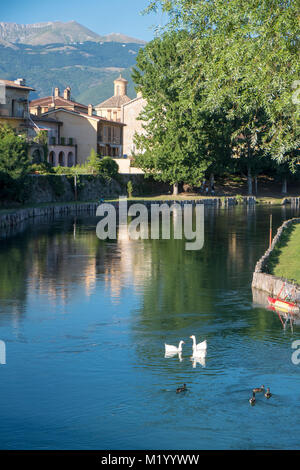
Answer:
[95,75,131,122]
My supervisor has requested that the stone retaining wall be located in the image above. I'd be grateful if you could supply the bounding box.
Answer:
[252,217,300,303]
[0,196,256,232]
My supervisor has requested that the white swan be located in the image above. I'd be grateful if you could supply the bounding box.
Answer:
[165,340,185,354]
[190,335,207,355]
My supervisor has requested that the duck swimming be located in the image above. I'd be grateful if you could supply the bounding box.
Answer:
[264,387,272,399]
[249,392,256,406]
[253,385,265,393]
[176,384,187,394]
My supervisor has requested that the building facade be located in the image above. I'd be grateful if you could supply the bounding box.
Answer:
[121,92,147,158]
[42,107,125,165]
[0,78,35,133]
[95,75,131,122]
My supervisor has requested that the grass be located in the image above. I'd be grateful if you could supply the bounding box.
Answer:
[268,224,300,284]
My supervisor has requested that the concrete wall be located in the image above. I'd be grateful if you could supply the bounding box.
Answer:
[113,158,144,174]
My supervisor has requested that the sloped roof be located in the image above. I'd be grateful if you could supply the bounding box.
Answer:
[30,113,62,124]
[0,79,35,91]
[30,95,88,110]
[95,94,131,109]
[42,107,126,125]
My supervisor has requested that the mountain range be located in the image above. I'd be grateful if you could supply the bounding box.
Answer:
[0,21,146,105]
[0,21,146,46]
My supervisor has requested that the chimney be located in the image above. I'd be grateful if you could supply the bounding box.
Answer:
[36,105,42,117]
[88,104,93,116]
[64,86,71,100]
[14,78,26,86]
[54,87,60,98]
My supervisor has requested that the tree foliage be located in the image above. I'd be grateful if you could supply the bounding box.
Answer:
[132,32,233,190]
[134,0,299,192]
[0,124,30,179]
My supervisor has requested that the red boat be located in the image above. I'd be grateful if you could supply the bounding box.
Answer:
[267,296,300,313]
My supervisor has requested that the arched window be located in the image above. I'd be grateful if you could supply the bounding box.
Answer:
[32,148,42,164]
[58,151,65,166]
[49,151,55,166]
[67,152,74,167]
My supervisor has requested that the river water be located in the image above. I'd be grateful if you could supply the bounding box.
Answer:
[0,204,299,450]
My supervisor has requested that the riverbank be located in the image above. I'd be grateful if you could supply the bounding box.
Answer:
[252,217,300,304]
[268,223,300,284]
[0,196,257,231]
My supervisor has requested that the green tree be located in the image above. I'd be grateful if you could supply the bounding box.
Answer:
[146,0,300,170]
[132,32,218,194]
[0,124,30,179]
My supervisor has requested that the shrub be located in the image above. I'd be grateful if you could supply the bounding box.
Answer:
[29,162,54,175]
[98,157,119,179]
[127,180,133,198]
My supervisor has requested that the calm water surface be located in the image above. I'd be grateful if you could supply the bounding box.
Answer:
[0,204,299,450]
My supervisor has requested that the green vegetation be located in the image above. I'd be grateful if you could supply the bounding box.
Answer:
[127,181,133,198]
[133,0,300,194]
[269,224,300,284]
[0,41,140,104]
[97,157,119,179]
[0,124,30,202]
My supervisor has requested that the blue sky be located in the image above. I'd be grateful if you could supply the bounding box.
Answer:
[0,0,165,42]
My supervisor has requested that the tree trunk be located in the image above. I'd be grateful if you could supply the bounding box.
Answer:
[209,173,215,188]
[247,166,253,195]
[254,176,258,195]
[282,177,287,194]
[173,183,179,196]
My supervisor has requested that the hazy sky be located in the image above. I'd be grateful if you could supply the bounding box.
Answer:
[0,0,166,42]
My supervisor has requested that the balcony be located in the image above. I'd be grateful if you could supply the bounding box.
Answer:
[49,136,76,146]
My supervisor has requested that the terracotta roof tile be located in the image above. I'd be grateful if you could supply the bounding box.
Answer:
[30,96,88,110]
[95,95,131,108]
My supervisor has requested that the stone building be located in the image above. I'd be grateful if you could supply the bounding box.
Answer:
[95,75,131,122]
[121,92,147,158]
[0,78,35,133]
[42,107,125,165]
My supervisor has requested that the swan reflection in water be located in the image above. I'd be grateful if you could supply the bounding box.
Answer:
[190,353,206,368]
[164,351,183,362]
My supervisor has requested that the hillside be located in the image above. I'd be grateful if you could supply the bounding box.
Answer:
[0,40,143,104]
[0,21,146,46]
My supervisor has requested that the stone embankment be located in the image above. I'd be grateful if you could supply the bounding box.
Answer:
[0,196,256,232]
[252,217,300,304]
[0,203,98,231]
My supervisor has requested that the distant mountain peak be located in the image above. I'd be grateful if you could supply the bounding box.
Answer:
[0,21,146,46]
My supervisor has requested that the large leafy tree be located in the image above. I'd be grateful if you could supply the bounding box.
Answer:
[146,0,300,170]
[132,31,232,193]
